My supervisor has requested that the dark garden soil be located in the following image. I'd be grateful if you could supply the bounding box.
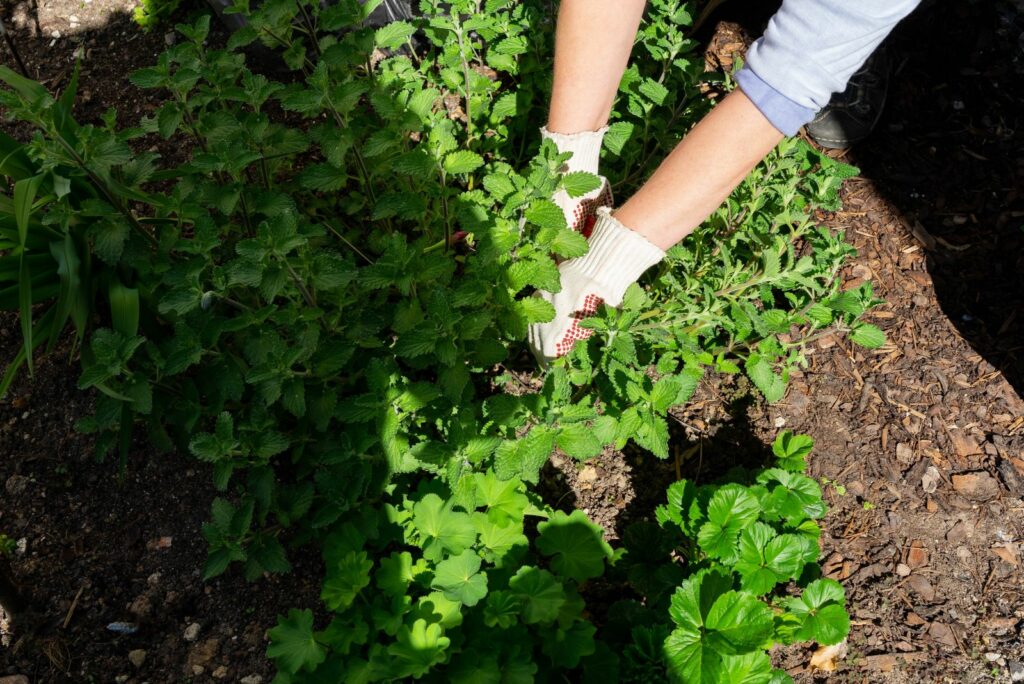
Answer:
[1,0,1023,682]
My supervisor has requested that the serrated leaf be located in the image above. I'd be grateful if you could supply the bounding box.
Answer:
[784,579,850,645]
[444,150,484,175]
[375,20,415,49]
[850,323,886,349]
[561,171,601,198]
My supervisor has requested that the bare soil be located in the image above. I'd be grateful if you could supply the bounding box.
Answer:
[1,0,1022,682]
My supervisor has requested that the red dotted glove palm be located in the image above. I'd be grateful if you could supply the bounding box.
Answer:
[552,180,613,238]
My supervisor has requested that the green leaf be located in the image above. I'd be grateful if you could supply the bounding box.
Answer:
[603,121,634,155]
[13,175,41,249]
[784,579,849,645]
[374,20,415,49]
[266,609,327,674]
[508,566,565,624]
[745,355,785,403]
[377,551,426,596]
[548,227,589,259]
[492,427,556,484]
[413,494,476,559]
[696,485,760,562]
[561,171,601,198]
[388,619,450,678]
[850,323,886,349]
[431,550,488,607]
[734,523,804,595]
[444,150,484,175]
[536,509,612,582]
[524,199,566,230]
[556,422,603,460]
[771,431,814,472]
[321,551,373,611]
[665,585,774,683]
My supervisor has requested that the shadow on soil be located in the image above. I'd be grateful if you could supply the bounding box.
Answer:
[849,1,1024,398]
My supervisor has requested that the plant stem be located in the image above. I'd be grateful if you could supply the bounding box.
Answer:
[0,14,30,78]
[51,135,158,249]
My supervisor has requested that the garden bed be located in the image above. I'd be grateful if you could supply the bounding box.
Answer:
[1,0,1022,682]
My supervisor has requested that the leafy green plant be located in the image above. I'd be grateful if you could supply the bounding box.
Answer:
[0,0,871,680]
[590,431,849,684]
[134,0,186,31]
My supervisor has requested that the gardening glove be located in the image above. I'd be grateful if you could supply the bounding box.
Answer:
[541,127,613,237]
[528,207,665,366]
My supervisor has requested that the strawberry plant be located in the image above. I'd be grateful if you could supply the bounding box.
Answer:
[0,0,870,680]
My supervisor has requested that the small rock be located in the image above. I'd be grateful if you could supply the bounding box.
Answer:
[187,637,220,669]
[115,677,129,684]
[192,666,205,676]
[951,471,1001,501]
[896,442,914,464]
[107,622,139,635]
[577,467,598,484]
[921,466,941,494]
[0,676,30,684]
[165,32,176,46]
[985,652,1003,662]
[52,29,62,38]
[4,475,28,496]
[147,573,161,587]
[895,563,911,577]
[129,649,147,667]
[184,622,201,642]
[240,676,264,684]
[1010,661,1024,682]
[147,536,173,551]
[130,594,152,618]
[212,665,229,679]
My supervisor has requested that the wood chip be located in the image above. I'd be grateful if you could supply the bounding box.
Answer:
[809,641,848,672]
[991,544,1020,567]
[862,652,930,672]
[906,612,927,626]
[908,574,936,602]
[927,621,959,648]
[907,541,928,569]
[951,471,1001,501]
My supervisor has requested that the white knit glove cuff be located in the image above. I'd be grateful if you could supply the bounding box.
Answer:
[563,207,665,307]
[541,126,608,175]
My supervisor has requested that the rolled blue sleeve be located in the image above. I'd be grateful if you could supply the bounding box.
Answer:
[735,0,922,136]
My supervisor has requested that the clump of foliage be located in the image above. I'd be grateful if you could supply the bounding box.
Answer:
[133,0,186,31]
[0,0,876,680]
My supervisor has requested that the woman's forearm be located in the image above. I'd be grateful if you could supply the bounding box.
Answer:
[547,0,647,134]
[614,89,784,250]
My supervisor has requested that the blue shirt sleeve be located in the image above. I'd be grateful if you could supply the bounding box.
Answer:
[735,0,922,135]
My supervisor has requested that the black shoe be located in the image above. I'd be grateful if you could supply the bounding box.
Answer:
[806,47,891,148]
